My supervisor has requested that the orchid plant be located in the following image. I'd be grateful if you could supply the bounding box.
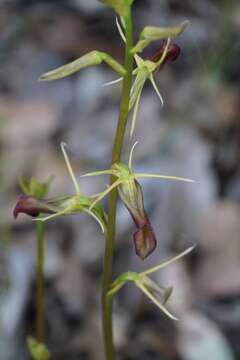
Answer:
[14,1,194,359]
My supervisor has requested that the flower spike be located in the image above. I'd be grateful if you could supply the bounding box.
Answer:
[83,145,194,259]
[108,245,195,320]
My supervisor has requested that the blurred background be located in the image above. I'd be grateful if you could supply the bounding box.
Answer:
[0,0,240,359]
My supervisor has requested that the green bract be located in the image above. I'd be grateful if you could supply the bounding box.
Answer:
[99,0,134,17]
[132,20,189,53]
[39,51,126,81]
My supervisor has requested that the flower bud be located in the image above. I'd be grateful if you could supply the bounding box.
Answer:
[118,178,156,259]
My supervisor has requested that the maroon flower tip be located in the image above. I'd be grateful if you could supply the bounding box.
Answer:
[133,220,157,260]
[13,195,52,219]
[149,41,181,67]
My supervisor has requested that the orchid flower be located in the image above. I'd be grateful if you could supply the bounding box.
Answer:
[82,142,194,259]
[129,39,172,137]
[108,245,195,320]
[14,143,107,233]
[105,19,187,137]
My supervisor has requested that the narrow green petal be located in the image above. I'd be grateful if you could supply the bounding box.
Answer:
[134,173,195,182]
[82,169,117,177]
[153,37,171,69]
[138,284,178,320]
[84,208,105,233]
[61,142,81,195]
[89,179,123,210]
[116,16,126,43]
[33,207,71,222]
[103,77,123,87]
[128,141,138,169]
[141,277,174,305]
[150,74,164,106]
[141,276,166,295]
[140,245,196,277]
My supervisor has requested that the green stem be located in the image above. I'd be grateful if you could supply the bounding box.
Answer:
[36,220,45,343]
[102,8,134,360]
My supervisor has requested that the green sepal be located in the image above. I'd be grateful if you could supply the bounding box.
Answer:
[132,20,189,53]
[27,337,50,360]
[99,0,134,17]
[39,51,126,81]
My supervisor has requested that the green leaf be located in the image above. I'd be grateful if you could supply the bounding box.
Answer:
[27,337,50,360]
[132,20,189,53]
[99,0,134,17]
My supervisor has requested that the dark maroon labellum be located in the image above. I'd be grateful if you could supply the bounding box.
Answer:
[149,41,181,69]
[133,215,157,260]
[13,195,53,219]
[118,180,157,260]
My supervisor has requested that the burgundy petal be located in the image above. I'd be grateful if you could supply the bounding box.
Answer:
[149,41,181,68]
[13,195,53,219]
